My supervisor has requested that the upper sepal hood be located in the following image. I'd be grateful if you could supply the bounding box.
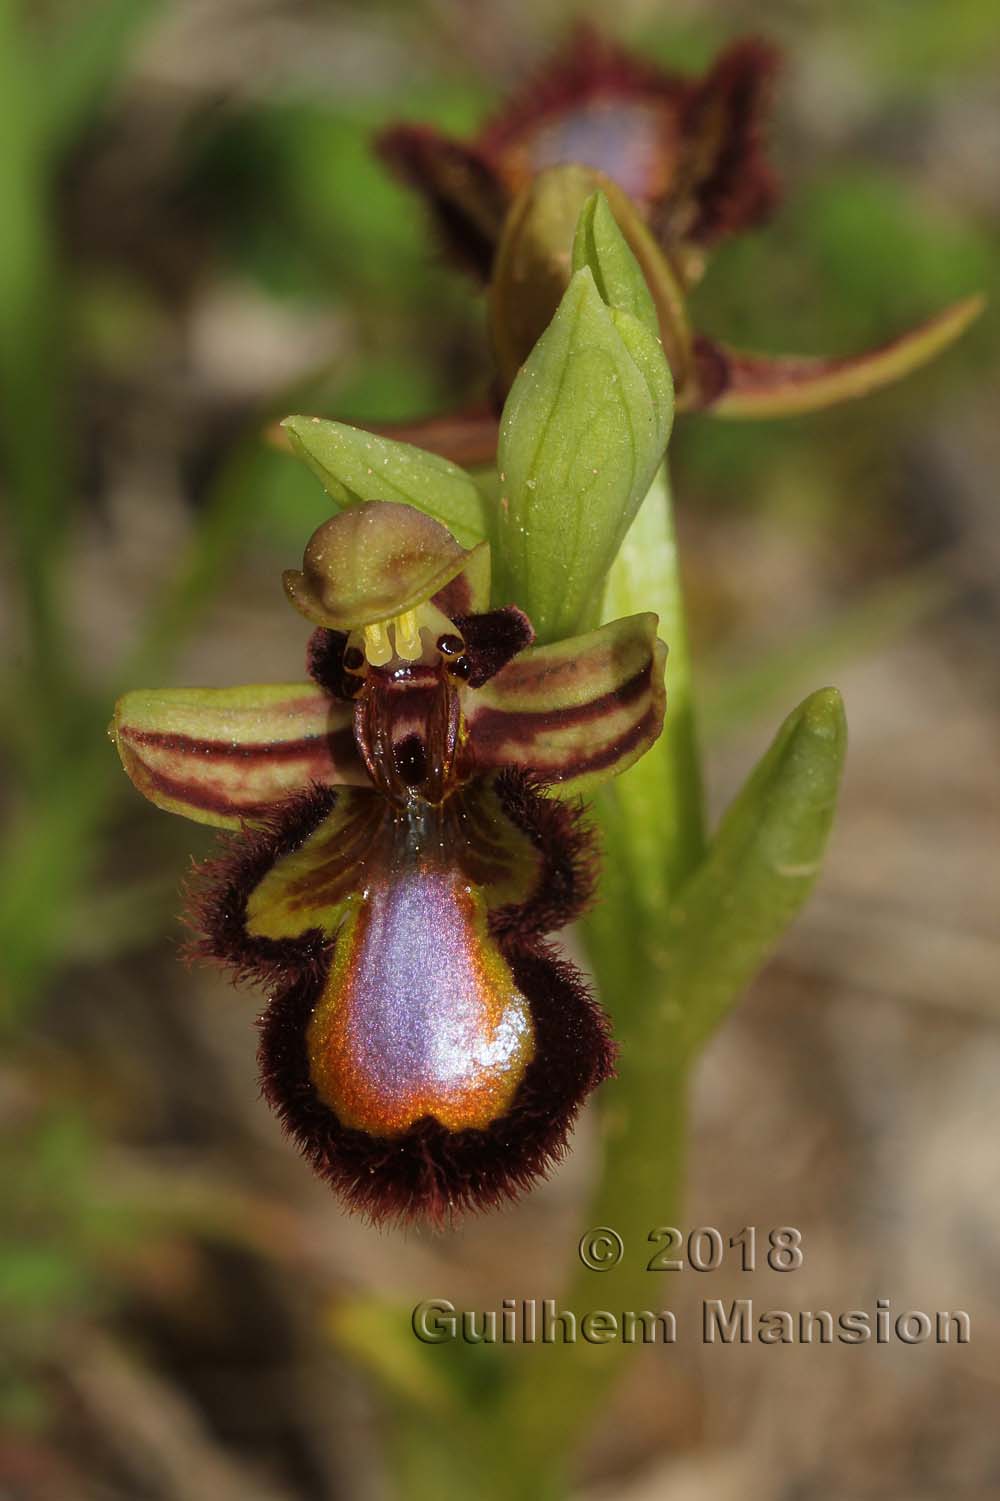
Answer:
[280,415,490,549]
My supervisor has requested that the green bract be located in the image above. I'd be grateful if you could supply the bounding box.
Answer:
[495,243,673,643]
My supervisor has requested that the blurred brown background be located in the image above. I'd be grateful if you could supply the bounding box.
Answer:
[1,1,998,1497]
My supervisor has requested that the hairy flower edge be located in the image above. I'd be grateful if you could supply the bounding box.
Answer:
[187,771,612,1224]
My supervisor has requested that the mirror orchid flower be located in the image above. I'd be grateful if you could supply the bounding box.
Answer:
[111,500,667,1223]
[361,25,980,462]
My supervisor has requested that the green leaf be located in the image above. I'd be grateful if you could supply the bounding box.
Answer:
[281,417,489,549]
[670,687,847,1057]
[571,190,659,338]
[496,267,672,642]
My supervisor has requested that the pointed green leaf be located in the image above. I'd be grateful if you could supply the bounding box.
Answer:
[281,416,490,550]
[611,308,674,440]
[589,468,706,970]
[571,190,659,338]
[669,687,847,1057]
[490,167,692,394]
[496,266,672,643]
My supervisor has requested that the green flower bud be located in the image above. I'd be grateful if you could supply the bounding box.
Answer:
[495,198,674,643]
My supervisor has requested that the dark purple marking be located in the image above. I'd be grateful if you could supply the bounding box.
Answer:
[470,661,652,749]
[125,724,357,766]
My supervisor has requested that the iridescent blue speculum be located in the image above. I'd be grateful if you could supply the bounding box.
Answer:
[112,499,667,1222]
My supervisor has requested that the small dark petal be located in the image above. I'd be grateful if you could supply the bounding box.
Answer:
[665,37,781,250]
[258,940,615,1226]
[375,124,510,280]
[343,646,365,673]
[431,566,480,621]
[452,605,535,688]
[488,769,599,938]
[446,655,473,680]
[306,627,357,701]
[436,633,465,656]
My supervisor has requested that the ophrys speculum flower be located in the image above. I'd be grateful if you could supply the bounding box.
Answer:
[112,500,666,1222]
[373,24,981,445]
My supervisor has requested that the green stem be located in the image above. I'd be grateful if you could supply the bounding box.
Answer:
[483,465,701,1487]
[493,1058,688,1484]
[582,462,705,1020]
[394,464,701,1500]
[599,462,706,903]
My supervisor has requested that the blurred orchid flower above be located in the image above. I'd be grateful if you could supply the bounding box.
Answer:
[359,25,982,465]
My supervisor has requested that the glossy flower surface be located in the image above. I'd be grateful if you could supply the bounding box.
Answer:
[370,24,980,454]
[112,501,667,1222]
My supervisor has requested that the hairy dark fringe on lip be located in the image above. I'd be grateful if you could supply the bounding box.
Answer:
[490,769,598,939]
[182,783,338,988]
[258,938,616,1226]
[378,24,782,278]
